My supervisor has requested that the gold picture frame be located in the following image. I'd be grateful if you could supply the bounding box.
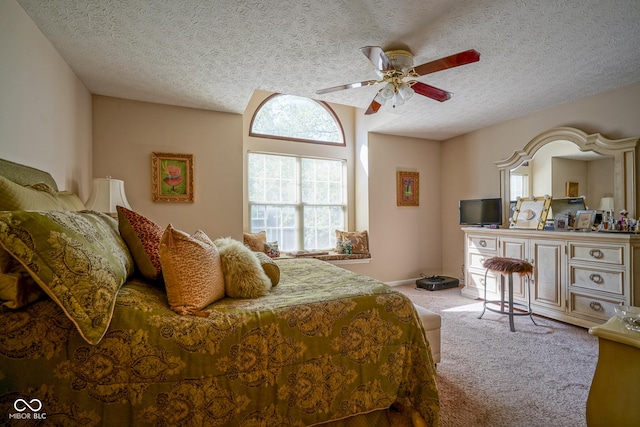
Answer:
[397,171,419,206]
[151,152,194,203]
[566,181,579,197]
[510,196,552,230]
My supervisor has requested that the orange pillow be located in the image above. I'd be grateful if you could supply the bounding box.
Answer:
[243,230,267,252]
[159,225,225,316]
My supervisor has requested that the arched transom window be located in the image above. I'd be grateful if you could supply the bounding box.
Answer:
[250,94,345,145]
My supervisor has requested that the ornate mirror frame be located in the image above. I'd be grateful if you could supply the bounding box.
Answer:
[496,127,639,224]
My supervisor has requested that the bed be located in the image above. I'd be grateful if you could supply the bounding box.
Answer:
[0,158,439,426]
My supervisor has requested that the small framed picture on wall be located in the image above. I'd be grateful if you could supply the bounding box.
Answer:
[397,171,419,206]
[151,152,194,203]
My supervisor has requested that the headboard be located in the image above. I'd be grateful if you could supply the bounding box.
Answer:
[0,158,59,191]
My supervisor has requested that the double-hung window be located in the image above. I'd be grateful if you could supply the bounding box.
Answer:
[248,152,346,251]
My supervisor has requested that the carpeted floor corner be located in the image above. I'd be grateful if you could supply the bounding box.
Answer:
[395,284,598,427]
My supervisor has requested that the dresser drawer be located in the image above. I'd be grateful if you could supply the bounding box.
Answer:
[468,235,498,252]
[569,266,624,295]
[468,269,499,294]
[569,291,625,322]
[468,252,493,269]
[568,242,625,266]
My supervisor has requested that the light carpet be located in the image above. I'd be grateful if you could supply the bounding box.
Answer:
[395,284,599,427]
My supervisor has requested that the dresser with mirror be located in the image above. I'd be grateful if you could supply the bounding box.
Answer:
[462,127,640,328]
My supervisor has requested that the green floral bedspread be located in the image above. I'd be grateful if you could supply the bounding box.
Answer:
[0,258,439,426]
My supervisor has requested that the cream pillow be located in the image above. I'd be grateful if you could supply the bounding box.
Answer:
[159,225,225,316]
[255,251,280,286]
[214,237,272,298]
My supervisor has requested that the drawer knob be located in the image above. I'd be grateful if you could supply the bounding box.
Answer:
[589,273,604,284]
[589,249,603,259]
[589,301,604,312]
[479,240,487,248]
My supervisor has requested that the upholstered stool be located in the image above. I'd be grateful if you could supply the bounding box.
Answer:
[478,256,537,332]
[414,304,441,364]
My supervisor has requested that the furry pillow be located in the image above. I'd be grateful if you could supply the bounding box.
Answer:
[214,237,272,298]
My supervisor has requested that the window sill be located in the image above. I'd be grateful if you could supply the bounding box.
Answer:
[326,257,372,265]
[283,251,371,264]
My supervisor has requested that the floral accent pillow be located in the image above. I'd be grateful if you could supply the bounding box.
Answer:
[0,210,134,344]
[264,241,280,258]
[117,206,164,282]
[335,230,370,254]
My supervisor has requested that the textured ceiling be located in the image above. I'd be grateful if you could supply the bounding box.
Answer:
[17,0,640,140]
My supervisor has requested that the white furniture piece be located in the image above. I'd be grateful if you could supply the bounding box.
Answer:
[586,315,640,426]
[414,304,441,364]
[463,227,640,328]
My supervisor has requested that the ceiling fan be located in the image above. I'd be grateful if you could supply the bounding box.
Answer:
[316,46,480,114]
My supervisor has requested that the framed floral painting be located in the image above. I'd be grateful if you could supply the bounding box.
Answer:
[151,152,194,203]
[397,171,419,206]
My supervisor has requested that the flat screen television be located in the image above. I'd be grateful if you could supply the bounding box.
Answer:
[459,198,502,226]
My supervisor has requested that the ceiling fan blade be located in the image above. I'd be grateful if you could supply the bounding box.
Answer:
[364,99,382,115]
[364,91,384,115]
[412,81,452,102]
[360,46,394,72]
[316,79,378,95]
[412,49,480,77]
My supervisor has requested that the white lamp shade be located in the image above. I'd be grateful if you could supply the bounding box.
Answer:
[85,178,131,214]
[598,197,615,211]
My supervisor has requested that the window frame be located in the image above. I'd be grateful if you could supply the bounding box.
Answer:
[247,151,347,251]
[249,93,346,147]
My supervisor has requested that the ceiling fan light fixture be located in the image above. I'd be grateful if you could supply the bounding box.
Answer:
[385,92,404,110]
[381,82,396,100]
[398,83,414,101]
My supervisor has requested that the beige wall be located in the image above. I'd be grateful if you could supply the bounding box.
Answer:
[0,0,92,196]
[92,96,243,240]
[441,82,640,280]
[360,133,442,282]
